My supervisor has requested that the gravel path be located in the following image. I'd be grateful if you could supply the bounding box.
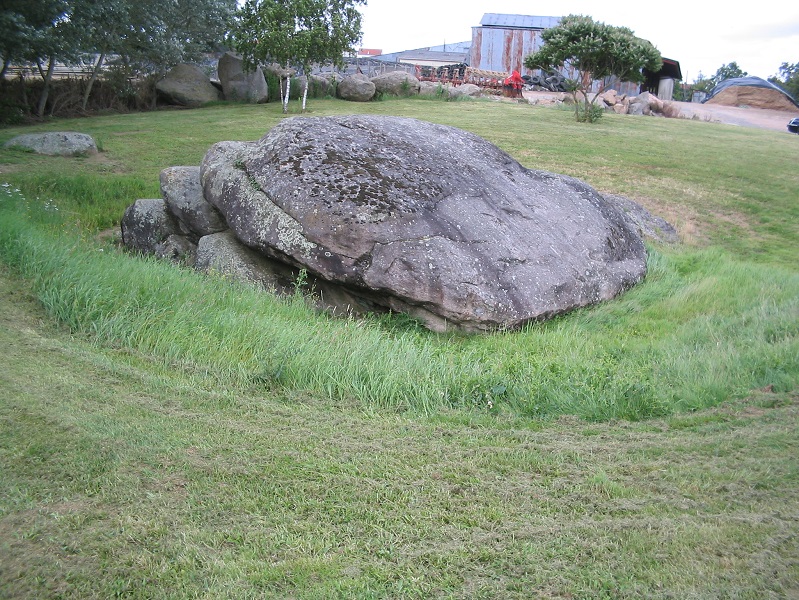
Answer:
[672,101,799,133]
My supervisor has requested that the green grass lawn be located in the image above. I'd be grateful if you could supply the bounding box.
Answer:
[1,97,798,598]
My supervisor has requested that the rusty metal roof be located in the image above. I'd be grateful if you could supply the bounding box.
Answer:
[479,14,561,30]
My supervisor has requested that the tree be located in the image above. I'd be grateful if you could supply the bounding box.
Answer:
[523,15,662,122]
[0,0,69,78]
[79,0,236,108]
[769,62,799,100]
[709,61,748,88]
[231,0,365,113]
[0,0,80,116]
[1,0,235,115]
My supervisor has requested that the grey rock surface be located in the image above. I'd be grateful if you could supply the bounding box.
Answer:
[199,115,648,331]
[604,194,679,244]
[4,132,97,156]
[121,198,181,253]
[449,83,482,99]
[337,74,375,102]
[196,230,292,292]
[160,166,228,239]
[217,52,268,103]
[156,63,221,106]
[371,71,421,96]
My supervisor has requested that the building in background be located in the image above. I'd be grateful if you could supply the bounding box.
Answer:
[470,13,681,99]
[366,13,681,99]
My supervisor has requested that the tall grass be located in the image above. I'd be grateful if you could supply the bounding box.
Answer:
[1,188,796,421]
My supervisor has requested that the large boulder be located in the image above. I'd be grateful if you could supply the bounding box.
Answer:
[199,115,647,332]
[371,71,421,96]
[4,132,97,156]
[337,74,375,102]
[217,52,268,103]
[156,63,221,106]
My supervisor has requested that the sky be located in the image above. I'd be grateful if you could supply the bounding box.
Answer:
[357,0,799,82]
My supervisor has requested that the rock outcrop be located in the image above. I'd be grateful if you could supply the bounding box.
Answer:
[217,52,268,103]
[156,64,221,107]
[337,74,375,102]
[371,71,421,96]
[3,132,97,156]
[121,115,659,332]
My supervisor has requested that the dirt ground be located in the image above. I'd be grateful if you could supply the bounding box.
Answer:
[521,90,799,133]
[671,100,799,132]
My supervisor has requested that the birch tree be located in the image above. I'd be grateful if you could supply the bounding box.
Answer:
[232,0,365,113]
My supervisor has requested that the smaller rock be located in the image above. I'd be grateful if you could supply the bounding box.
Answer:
[602,89,618,106]
[4,132,97,156]
[160,166,228,239]
[371,71,421,96]
[156,63,221,107]
[447,83,481,99]
[156,234,197,265]
[337,74,376,102]
[121,198,181,253]
[628,100,647,116]
[419,81,443,96]
[196,231,295,293]
[217,52,268,103]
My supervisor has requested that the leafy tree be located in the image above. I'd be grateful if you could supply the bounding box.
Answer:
[232,0,365,113]
[1,0,235,115]
[769,62,799,99]
[523,15,662,122]
[689,62,749,99]
[0,0,80,116]
[690,71,713,95]
[0,0,69,78]
[709,61,748,88]
[81,0,236,107]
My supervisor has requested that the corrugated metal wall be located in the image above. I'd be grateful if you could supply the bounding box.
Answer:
[470,25,643,95]
[470,26,547,75]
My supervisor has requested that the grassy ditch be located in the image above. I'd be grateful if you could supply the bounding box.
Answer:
[1,264,797,599]
[0,97,796,421]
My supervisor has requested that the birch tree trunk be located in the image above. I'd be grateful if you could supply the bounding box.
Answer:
[282,75,290,113]
[301,77,309,112]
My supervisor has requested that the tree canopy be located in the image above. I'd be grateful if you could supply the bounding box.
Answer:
[1,0,235,115]
[769,62,799,99]
[231,0,365,112]
[523,15,662,122]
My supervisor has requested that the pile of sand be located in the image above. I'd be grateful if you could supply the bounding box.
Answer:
[706,86,798,111]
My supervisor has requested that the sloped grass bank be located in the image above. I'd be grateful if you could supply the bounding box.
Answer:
[2,263,798,599]
[1,192,796,421]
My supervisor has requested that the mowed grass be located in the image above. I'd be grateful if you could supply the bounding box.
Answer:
[0,97,798,597]
[1,267,797,599]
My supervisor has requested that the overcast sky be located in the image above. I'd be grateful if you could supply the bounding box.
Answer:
[357,0,799,82]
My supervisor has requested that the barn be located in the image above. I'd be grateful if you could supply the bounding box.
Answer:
[469,13,681,99]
